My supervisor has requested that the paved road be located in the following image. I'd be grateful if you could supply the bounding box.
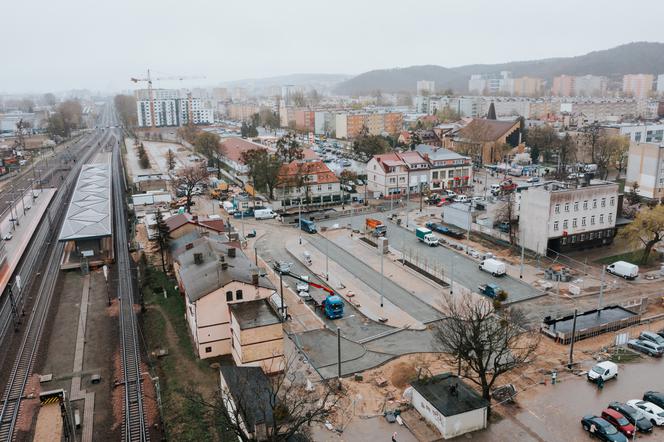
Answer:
[306,234,443,323]
[318,212,542,304]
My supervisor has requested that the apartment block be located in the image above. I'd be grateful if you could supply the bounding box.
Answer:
[623,74,654,99]
[512,77,544,97]
[334,112,403,139]
[135,88,214,127]
[417,80,436,95]
[625,141,664,199]
[551,75,575,97]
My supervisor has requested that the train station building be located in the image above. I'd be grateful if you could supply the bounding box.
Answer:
[58,163,114,270]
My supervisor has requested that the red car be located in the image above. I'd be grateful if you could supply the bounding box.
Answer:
[601,408,636,438]
[436,197,452,207]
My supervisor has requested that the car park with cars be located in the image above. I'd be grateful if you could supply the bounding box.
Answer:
[607,402,653,433]
[600,409,635,438]
[640,332,664,346]
[627,339,664,357]
[643,391,664,410]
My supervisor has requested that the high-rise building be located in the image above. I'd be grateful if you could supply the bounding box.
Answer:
[573,75,607,97]
[622,74,654,98]
[281,85,296,106]
[512,77,544,97]
[467,72,512,95]
[551,75,575,97]
[417,80,436,95]
[135,89,214,127]
[657,74,664,94]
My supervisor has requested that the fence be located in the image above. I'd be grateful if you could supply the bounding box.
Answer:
[402,246,447,282]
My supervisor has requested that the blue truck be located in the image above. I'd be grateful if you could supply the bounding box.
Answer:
[284,270,344,319]
[297,218,318,234]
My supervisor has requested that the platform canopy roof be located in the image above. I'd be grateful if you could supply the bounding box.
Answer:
[58,163,112,241]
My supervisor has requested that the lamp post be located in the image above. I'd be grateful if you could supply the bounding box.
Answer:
[17,188,26,215]
[378,237,385,308]
[298,198,302,245]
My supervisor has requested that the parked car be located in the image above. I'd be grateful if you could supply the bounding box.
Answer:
[479,258,507,277]
[587,361,618,383]
[600,409,635,438]
[606,261,639,280]
[580,415,627,441]
[643,391,664,410]
[627,339,664,357]
[626,400,664,426]
[526,176,540,183]
[273,261,292,274]
[640,331,664,346]
[608,402,653,433]
[453,195,469,203]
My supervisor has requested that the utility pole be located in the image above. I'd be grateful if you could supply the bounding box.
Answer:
[279,273,284,323]
[379,237,385,308]
[568,308,578,368]
[519,231,525,279]
[598,265,605,312]
[298,198,302,245]
[450,255,455,295]
[325,237,329,281]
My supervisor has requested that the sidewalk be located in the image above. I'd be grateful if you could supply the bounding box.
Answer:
[0,188,56,295]
[286,237,426,330]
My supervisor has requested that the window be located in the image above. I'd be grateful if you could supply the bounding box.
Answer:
[563,219,568,229]
[571,235,577,243]
[236,290,243,300]
[553,221,559,231]
[608,213,613,223]
[598,230,604,238]
[582,217,586,226]
[591,215,595,225]
[592,199,597,209]
[317,185,322,191]
[599,214,604,224]
[583,200,588,210]
[610,197,615,206]
[574,202,579,211]
[573,218,577,228]
[564,203,570,212]
[554,204,560,214]
[328,185,332,190]
[389,177,395,184]
[589,232,595,240]
[561,237,567,245]
[205,346,212,353]
[226,291,233,302]
[601,198,606,207]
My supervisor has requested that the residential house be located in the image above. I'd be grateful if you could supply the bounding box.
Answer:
[219,366,274,441]
[414,145,472,192]
[273,160,343,210]
[410,373,489,439]
[366,151,430,197]
[519,180,619,255]
[452,118,522,164]
[220,137,268,177]
[230,299,284,373]
[173,237,283,372]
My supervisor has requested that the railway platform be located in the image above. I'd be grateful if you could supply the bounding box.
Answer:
[0,188,56,296]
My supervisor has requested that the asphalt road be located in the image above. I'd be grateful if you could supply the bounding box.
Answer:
[318,211,542,304]
[305,234,443,323]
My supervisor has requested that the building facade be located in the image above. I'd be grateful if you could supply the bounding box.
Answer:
[417,80,436,95]
[135,89,214,127]
[623,74,654,99]
[625,141,664,199]
[273,160,343,209]
[519,180,619,255]
[414,145,473,192]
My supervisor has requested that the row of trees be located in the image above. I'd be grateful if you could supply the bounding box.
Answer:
[525,124,629,179]
[47,100,83,139]
[136,141,151,169]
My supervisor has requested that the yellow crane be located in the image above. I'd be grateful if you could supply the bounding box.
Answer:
[130,69,205,128]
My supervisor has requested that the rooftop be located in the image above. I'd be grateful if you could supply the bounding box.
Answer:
[58,163,112,241]
[410,373,488,417]
[230,298,281,330]
[221,137,268,163]
[458,118,519,142]
[175,237,275,302]
[219,366,274,429]
[415,144,470,162]
[277,160,339,186]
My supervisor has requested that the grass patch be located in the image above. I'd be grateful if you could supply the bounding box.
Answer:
[610,347,642,363]
[595,248,657,266]
[141,265,220,439]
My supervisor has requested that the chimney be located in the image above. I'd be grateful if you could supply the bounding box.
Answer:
[251,272,259,285]
[185,243,194,250]
[227,247,236,258]
[192,215,199,222]
[193,253,203,265]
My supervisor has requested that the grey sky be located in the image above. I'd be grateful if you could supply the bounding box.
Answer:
[2,0,663,94]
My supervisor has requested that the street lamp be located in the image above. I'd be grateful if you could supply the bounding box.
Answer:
[378,237,385,308]
[17,188,26,215]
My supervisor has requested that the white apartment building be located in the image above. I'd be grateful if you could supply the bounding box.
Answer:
[135,88,214,127]
[622,74,654,99]
[658,74,664,94]
[573,75,608,97]
[414,145,473,192]
[519,180,619,255]
[625,141,664,200]
[615,123,664,144]
[468,71,513,95]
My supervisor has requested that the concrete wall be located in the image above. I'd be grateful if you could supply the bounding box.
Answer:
[230,318,284,374]
[443,203,472,230]
[625,142,662,199]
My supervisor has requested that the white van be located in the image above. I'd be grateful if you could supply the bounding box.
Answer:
[479,258,507,276]
[254,208,278,220]
[221,201,235,214]
[453,195,469,203]
[587,361,618,383]
[606,261,639,280]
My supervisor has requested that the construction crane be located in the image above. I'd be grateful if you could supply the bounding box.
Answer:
[130,69,205,128]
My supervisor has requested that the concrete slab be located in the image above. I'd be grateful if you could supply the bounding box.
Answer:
[0,188,56,295]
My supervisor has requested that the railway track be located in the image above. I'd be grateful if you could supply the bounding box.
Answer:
[113,138,149,441]
[0,106,115,442]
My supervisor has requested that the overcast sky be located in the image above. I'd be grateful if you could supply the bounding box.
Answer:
[2,0,663,94]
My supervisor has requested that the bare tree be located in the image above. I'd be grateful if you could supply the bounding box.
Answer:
[174,163,209,213]
[181,354,342,441]
[434,294,539,413]
[495,192,518,245]
[166,149,176,171]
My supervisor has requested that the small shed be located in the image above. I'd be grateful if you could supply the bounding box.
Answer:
[410,373,488,439]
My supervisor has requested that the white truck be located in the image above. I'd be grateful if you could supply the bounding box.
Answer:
[479,258,507,276]
[416,227,439,247]
[254,208,278,220]
[606,261,639,280]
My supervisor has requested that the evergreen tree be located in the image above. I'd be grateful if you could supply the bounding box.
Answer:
[155,209,172,272]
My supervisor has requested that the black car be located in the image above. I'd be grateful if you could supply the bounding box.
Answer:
[581,415,627,441]
[608,401,654,433]
[643,391,664,410]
